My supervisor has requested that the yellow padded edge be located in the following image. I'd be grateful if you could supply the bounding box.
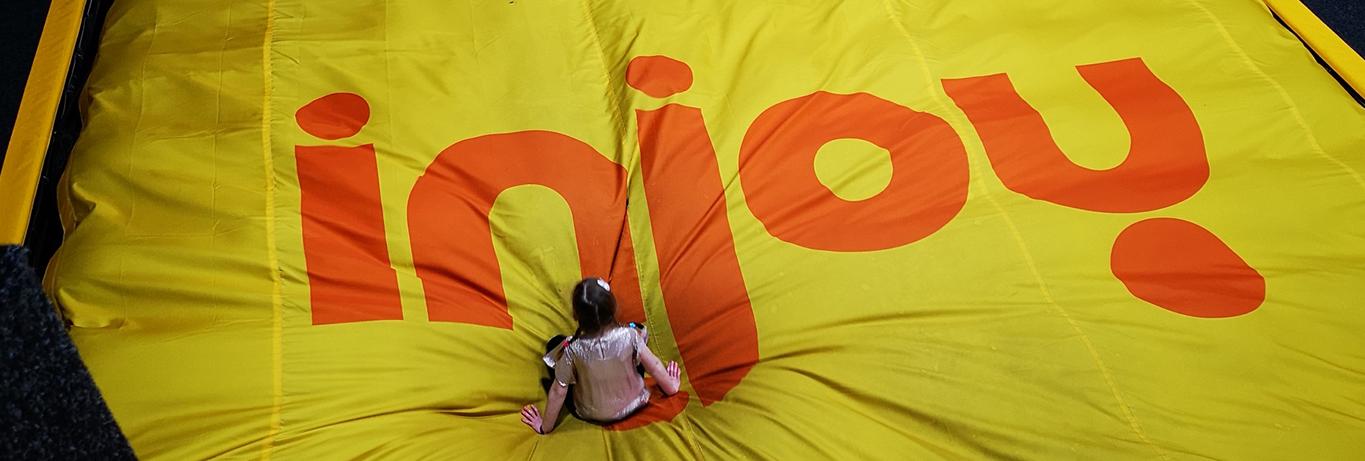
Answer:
[1264,0,1365,96]
[0,0,88,244]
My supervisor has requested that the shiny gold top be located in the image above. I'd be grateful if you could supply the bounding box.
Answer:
[545,326,650,422]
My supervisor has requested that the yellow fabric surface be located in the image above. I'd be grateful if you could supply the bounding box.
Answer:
[48,0,1365,460]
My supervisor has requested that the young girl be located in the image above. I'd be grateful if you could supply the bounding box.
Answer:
[520,277,681,434]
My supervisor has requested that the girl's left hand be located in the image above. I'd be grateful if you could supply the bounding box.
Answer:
[666,361,681,382]
[520,405,543,434]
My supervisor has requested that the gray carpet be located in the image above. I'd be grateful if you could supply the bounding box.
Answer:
[1,245,137,461]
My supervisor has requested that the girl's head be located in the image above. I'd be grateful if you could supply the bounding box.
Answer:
[572,277,618,337]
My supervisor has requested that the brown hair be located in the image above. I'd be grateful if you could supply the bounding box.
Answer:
[571,277,618,338]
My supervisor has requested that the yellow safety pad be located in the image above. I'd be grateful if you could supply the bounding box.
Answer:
[0,0,87,243]
[1264,0,1365,95]
[48,0,1365,460]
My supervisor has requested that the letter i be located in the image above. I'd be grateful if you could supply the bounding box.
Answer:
[295,93,404,325]
[628,56,758,406]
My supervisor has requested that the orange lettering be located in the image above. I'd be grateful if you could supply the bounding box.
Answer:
[407,131,646,328]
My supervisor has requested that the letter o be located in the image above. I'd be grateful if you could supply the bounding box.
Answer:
[739,91,969,251]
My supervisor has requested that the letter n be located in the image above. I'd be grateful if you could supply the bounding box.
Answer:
[406,131,646,329]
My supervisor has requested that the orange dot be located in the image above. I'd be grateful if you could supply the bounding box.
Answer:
[296,93,370,140]
[1111,218,1264,318]
[626,56,693,98]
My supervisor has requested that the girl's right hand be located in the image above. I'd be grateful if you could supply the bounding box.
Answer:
[520,405,543,434]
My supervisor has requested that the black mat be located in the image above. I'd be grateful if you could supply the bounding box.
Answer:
[1302,0,1364,56]
[0,0,51,167]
